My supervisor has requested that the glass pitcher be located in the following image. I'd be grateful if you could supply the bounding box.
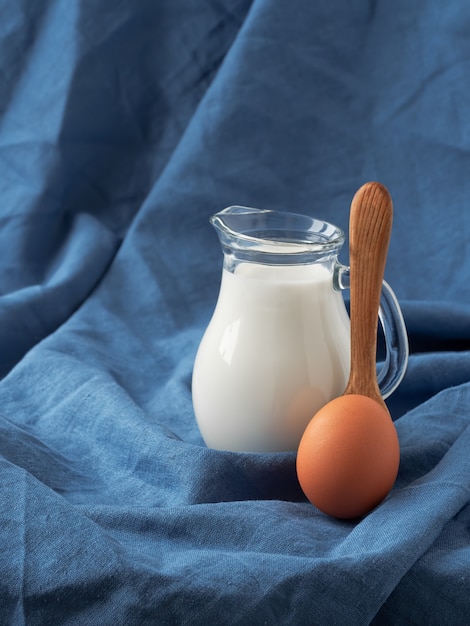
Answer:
[192,206,408,453]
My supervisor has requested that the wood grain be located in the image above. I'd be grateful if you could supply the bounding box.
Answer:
[343,182,393,409]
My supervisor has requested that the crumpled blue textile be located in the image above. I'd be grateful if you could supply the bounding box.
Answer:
[0,1,469,624]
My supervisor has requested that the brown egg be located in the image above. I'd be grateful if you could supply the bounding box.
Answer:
[296,394,400,519]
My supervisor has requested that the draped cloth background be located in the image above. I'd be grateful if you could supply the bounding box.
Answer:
[0,1,469,624]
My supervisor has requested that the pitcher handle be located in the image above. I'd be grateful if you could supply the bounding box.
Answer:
[334,264,409,399]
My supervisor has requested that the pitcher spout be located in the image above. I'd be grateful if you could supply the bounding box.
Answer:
[210,205,269,243]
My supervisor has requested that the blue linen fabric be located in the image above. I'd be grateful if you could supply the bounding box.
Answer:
[0,0,469,624]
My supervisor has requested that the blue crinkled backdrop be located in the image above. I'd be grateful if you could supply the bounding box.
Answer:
[0,1,469,624]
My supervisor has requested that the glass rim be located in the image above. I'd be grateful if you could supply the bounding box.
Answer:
[211,205,345,256]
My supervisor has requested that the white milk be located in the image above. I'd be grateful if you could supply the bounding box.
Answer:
[192,262,350,452]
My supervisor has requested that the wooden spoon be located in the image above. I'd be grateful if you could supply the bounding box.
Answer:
[344,181,392,409]
[296,182,400,519]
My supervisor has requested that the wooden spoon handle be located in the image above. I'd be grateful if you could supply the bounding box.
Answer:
[344,182,393,406]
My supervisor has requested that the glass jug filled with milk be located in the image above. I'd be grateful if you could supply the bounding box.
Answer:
[192,206,408,453]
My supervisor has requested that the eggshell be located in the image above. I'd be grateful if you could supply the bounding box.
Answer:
[296,394,400,519]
